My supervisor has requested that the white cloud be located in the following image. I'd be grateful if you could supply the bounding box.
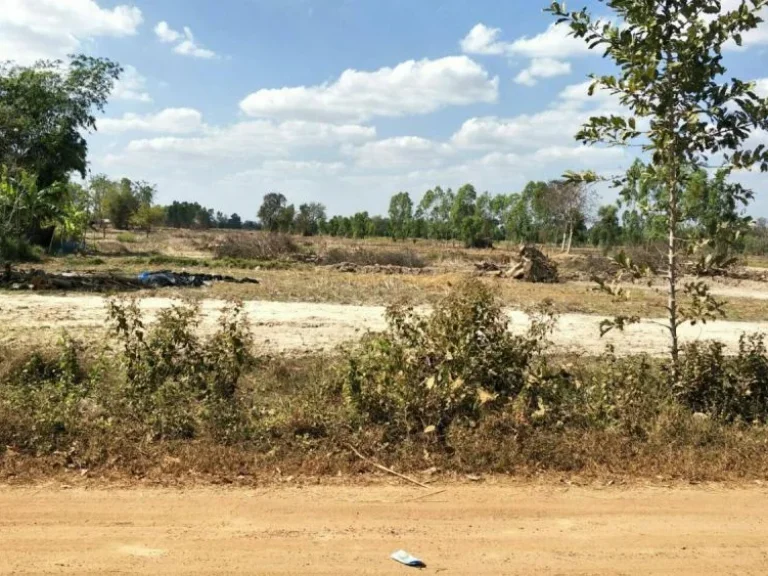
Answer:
[118,120,376,160]
[239,56,498,122]
[507,22,592,59]
[514,58,571,87]
[0,0,142,64]
[111,65,152,103]
[343,137,454,169]
[154,21,217,59]
[154,21,181,43]
[174,27,217,59]
[99,108,204,134]
[755,78,768,98]
[451,80,625,151]
[460,23,508,55]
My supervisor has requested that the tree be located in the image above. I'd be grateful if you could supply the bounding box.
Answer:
[545,180,595,253]
[103,180,139,230]
[0,55,121,190]
[131,205,166,237]
[258,192,288,232]
[549,0,768,373]
[350,211,372,239]
[227,213,243,229]
[388,191,413,240]
[591,205,623,250]
[294,202,327,236]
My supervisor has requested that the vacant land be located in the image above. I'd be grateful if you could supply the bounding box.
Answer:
[2,483,768,575]
[3,292,768,355]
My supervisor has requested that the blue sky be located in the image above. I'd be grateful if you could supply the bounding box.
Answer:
[1,0,767,218]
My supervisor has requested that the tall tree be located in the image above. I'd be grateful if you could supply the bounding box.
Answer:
[550,0,768,373]
[258,192,288,232]
[294,202,327,236]
[0,55,121,189]
[388,191,413,241]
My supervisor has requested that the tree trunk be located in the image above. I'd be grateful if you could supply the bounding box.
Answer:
[560,229,567,252]
[566,222,574,254]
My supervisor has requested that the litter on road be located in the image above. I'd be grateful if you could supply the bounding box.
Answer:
[390,550,426,568]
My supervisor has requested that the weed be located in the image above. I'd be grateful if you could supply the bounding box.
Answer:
[214,232,301,260]
[323,247,426,268]
[116,232,138,244]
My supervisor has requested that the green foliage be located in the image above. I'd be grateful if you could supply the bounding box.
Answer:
[258,192,295,233]
[116,232,138,244]
[106,299,254,441]
[678,334,768,423]
[294,202,327,236]
[549,0,768,367]
[388,191,413,241]
[342,280,555,439]
[0,55,121,190]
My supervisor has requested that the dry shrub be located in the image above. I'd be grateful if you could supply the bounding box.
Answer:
[322,247,425,268]
[214,232,301,260]
[342,279,558,439]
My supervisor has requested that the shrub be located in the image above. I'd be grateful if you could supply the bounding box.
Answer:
[342,279,555,439]
[116,232,138,244]
[322,247,426,268]
[0,236,42,262]
[0,335,94,452]
[107,298,255,442]
[214,232,300,260]
[678,334,768,423]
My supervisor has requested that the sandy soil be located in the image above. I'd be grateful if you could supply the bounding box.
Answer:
[1,484,767,575]
[2,293,768,355]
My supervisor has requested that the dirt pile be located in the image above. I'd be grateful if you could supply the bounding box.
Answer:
[474,245,559,283]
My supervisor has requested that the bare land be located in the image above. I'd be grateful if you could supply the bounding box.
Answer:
[2,293,768,355]
[1,483,768,575]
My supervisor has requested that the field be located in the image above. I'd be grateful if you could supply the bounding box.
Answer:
[4,228,768,575]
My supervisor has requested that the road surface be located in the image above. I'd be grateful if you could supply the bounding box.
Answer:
[1,484,767,574]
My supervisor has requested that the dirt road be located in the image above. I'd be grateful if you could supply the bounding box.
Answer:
[2,293,768,354]
[1,484,767,575]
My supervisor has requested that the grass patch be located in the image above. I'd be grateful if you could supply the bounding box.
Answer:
[213,232,304,261]
[116,232,138,244]
[322,247,426,268]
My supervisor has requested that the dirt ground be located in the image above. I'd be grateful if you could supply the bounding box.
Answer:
[2,293,768,355]
[1,483,767,575]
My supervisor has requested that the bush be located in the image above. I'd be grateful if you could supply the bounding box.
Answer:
[0,236,42,262]
[323,247,425,268]
[107,299,254,442]
[342,279,556,439]
[116,232,138,244]
[678,334,768,423]
[0,335,94,452]
[214,232,300,260]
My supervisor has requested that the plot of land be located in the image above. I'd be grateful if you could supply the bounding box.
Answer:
[2,293,768,355]
[1,483,767,575]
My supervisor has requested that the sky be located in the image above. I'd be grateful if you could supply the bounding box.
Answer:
[1,0,767,218]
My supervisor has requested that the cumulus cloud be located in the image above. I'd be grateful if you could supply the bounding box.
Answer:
[154,21,181,43]
[154,21,217,59]
[514,58,571,87]
[460,21,591,86]
[111,65,152,103]
[0,0,142,64]
[343,136,454,170]
[460,23,508,55]
[98,108,204,134]
[119,120,376,159]
[239,56,498,122]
